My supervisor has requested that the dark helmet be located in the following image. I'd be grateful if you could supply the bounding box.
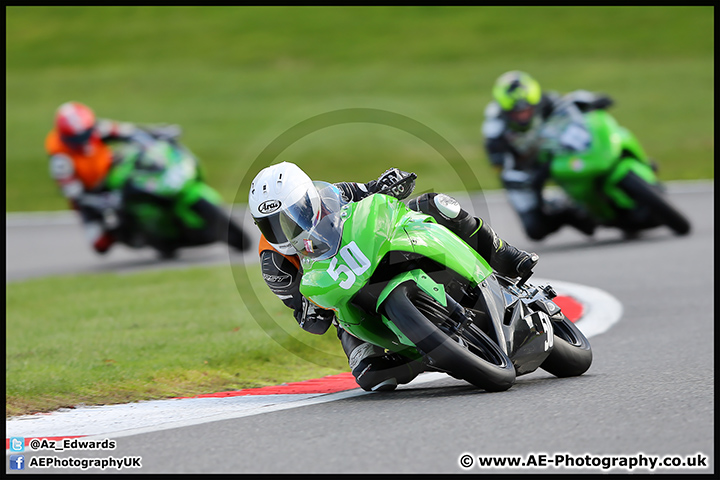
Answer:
[492,71,543,132]
[55,102,97,149]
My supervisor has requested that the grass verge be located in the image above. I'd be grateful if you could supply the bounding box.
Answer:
[6,6,714,212]
[6,263,349,417]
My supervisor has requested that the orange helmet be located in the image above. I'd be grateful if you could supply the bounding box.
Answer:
[55,102,97,149]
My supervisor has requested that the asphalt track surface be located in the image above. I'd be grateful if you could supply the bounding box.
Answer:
[5,182,715,473]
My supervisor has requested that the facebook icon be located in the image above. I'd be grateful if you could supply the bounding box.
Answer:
[9,455,25,470]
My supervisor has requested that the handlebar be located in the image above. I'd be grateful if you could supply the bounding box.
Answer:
[516,269,533,288]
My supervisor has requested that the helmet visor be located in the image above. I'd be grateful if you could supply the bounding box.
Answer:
[279,182,347,260]
[254,211,289,246]
[508,105,535,126]
[60,127,94,148]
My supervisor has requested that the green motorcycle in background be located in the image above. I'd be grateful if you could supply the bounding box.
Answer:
[83,135,249,258]
[285,182,592,392]
[537,100,691,236]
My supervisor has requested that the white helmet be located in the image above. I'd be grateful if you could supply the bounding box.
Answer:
[249,162,314,254]
[249,162,347,259]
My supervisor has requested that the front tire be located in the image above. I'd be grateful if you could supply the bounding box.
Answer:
[540,313,592,377]
[617,171,691,235]
[382,284,516,392]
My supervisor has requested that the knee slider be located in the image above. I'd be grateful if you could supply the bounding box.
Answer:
[409,192,462,221]
[433,194,462,220]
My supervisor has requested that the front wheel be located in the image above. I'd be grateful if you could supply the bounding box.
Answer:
[540,313,592,377]
[382,284,516,392]
[617,171,691,235]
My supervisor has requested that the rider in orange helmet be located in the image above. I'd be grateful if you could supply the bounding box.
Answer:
[46,102,181,254]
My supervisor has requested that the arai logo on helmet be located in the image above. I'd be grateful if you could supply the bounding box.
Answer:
[258,200,282,214]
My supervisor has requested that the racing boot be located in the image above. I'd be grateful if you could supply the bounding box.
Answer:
[544,197,596,237]
[564,208,597,237]
[338,327,424,392]
[409,193,538,278]
[92,231,116,255]
[83,221,117,255]
[464,217,539,278]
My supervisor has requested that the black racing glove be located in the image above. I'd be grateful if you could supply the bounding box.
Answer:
[371,168,417,200]
[296,297,335,335]
[591,95,614,110]
[577,95,614,112]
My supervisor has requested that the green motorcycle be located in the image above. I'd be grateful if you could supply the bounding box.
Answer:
[538,101,690,236]
[85,136,249,257]
[281,181,592,392]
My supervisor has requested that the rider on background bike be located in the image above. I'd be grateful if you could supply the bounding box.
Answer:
[248,162,539,391]
[46,101,184,254]
[481,70,616,241]
[47,101,251,256]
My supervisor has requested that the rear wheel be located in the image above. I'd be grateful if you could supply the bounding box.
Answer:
[617,171,691,235]
[382,284,516,392]
[540,313,592,377]
[186,199,251,251]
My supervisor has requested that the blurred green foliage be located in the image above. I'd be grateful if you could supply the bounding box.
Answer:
[6,6,714,211]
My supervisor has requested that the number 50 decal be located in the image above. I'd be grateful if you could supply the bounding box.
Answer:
[327,241,371,289]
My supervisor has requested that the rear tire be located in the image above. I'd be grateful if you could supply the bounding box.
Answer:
[190,199,251,251]
[383,284,516,392]
[617,171,691,235]
[540,313,592,378]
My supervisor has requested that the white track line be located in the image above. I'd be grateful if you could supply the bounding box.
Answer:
[533,277,623,339]
[5,374,448,450]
